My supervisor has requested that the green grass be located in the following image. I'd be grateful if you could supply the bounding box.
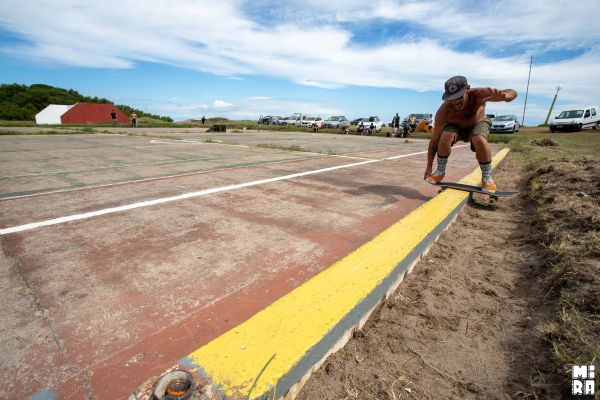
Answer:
[0,129,94,135]
[507,127,600,168]
[0,120,36,126]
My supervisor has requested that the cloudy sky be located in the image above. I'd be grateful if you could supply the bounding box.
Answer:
[1,0,599,125]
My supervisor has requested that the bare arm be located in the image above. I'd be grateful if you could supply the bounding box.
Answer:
[481,87,518,103]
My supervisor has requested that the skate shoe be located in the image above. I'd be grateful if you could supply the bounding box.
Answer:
[425,170,445,185]
[481,177,497,193]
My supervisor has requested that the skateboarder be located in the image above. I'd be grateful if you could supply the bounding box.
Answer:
[424,76,517,193]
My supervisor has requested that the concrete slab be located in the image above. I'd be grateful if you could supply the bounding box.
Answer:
[0,132,500,399]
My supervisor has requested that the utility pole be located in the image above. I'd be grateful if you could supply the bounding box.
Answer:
[544,86,561,125]
[521,56,532,126]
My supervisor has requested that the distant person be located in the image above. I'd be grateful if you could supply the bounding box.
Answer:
[368,122,375,135]
[428,113,434,133]
[130,112,137,128]
[424,75,517,193]
[201,115,206,127]
[409,115,417,132]
[358,121,365,135]
[401,120,410,138]
[111,110,117,126]
[391,113,400,136]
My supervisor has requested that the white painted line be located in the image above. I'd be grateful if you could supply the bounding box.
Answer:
[329,154,376,161]
[0,156,321,201]
[149,139,202,144]
[0,159,378,235]
[1,144,468,235]
[383,144,468,160]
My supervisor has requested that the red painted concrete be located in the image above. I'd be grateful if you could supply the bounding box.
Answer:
[61,103,129,124]
[0,135,499,399]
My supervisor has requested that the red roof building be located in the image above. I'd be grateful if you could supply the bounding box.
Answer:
[60,103,129,125]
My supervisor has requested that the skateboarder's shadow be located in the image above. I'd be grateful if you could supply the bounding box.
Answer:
[346,185,430,207]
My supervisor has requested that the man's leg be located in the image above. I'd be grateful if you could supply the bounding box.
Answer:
[470,119,496,192]
[425,129,455,184]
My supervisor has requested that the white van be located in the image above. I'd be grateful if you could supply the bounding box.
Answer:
[549,106,600,132]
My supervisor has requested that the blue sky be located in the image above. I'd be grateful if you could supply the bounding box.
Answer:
[1,0,599,125]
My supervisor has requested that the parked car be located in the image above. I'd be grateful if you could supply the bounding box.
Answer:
[357,116,383,133]
[273,116,290,125]
[294,115,309,127]
[300,116,325,129]
[549,106,600,132]
[258,115,279,125]
[324,116,349,129]
[280,113,302,125]
[491,115,520,133]
[350,118,364,125]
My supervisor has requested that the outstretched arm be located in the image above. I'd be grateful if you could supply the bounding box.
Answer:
[482,88,517,103]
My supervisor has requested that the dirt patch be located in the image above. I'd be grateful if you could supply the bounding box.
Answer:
[531,138,560,147]
[297,154,569,399]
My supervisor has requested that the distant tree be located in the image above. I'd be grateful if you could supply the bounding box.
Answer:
[0,83,173,122]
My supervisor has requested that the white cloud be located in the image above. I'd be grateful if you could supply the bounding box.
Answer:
[213,100,233,108]
[0,0,598,110]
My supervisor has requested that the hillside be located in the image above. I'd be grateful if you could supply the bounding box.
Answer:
[0,83,173,122]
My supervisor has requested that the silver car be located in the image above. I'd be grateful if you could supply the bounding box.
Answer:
[324,116,349,128]
[491,115,520,133]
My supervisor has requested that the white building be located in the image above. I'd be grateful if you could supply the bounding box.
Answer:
[35,104,75,124]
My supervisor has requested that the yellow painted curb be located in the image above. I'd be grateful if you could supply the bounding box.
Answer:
[180,148,511,399]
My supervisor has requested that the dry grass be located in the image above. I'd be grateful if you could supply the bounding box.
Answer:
[529,157,600,396]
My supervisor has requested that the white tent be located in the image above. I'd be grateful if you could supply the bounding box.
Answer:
[35,104,74,124]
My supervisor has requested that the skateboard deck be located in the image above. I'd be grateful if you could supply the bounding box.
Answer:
[436,181,519,197]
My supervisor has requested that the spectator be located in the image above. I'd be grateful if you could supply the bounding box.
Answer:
[130,112,137,128]
[428,113,434,133]
[368,122,375,135]
[391,113,400,137]
[201,115,206,127]
[409,115,417,132]
[401,120,410,138]
[111,110,117,126]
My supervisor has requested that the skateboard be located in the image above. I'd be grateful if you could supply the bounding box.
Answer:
[436,181,519,204]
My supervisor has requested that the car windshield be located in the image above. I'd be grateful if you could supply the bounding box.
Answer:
[328,117,338,121]
[368,117,377,122]
[495,115,514,121]
[557,110,584,119]
[306,117,316,121]
[414,114,429,120]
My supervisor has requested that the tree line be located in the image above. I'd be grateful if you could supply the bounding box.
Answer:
[0,83,173,122]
